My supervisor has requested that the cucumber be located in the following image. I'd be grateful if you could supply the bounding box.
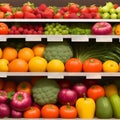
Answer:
[109,94,120,118]
[96,97,113,118]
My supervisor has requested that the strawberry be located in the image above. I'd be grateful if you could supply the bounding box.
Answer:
[42,7,54,18]
[38,4,47,11]
[24,12,36,19]
[68,3,80,13]
[13,11,24,18]
[69,13,80,18]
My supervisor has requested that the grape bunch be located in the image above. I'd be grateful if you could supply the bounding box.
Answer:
[44,23,69,35]
[9,24,44,34]
[69,23,92,35]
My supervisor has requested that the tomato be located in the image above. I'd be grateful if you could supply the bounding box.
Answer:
[87,85,105,101]
[83,58,103,72]
[89,5,98,13]
[41,104,59,118]
[0,11,4,18]
[0,23,9,34]
[13,11,24,18]
[23,106,41,118]
[60,104,77,118]
[65,58,82,72]
[22,2,34,13]
[17,81,32,95]
[0,3,12,13]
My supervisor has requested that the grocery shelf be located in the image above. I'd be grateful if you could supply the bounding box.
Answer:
[0,72,120,79]
[1,19,120,22]
[1,35,120,42]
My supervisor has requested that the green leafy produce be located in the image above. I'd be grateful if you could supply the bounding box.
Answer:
[32,78,60,106]
[44,41,73,63]
[73,42,120,63]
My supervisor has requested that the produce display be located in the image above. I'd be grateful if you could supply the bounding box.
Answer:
[0,77,120,118]
[0,1,119,19]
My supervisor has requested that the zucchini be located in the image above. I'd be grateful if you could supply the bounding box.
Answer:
[109,94,120,118]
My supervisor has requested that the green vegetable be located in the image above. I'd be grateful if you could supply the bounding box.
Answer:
[32,78,60,106]
[44,41,73,63]
[109,94,120,118]
[96,97,113,118]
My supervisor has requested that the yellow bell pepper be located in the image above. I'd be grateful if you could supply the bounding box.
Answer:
[104,84,118,97]
[76,97,95,118]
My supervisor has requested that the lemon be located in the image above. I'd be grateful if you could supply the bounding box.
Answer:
[0,59,9,72]
[28,56,47,72]
[103,60,119,72]
[47,59,65,72]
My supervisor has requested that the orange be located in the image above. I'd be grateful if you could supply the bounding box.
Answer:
[47,59,65,72]
[0,48,2,58]
[103,60,119,72]
[28,56,47,72]
[32,43,46,57]
[0,78,4,90]
[2,47,17,62]
[4,81,16,92]
[18,47,34,62]
[8,58,28,72]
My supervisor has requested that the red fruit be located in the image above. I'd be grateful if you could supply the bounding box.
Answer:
[36,14,42,18]
[22,2,34,13]
[69,13,80,18]
[94,13,102,19]
[13,11,24,18]
[38,31,42,34]
[63,12,70,18]
[42,11,54,18]
[18,27,24,33]
[38,4,47,11]
[69,3,80,13]
[114,4,119,9]
[14,30,20,34]
[80,6,90,14]
[89,5,98,13]
[54,12,63,19]
[0,3,12,13]
[11,26,17,31]
[8,30,14,34]
[84,13,92,19]
[4,12,13,19]
[60,7,69,12]
[24,12,36,19]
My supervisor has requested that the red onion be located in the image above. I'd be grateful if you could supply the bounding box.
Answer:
[0,90,8,103]
[58,88,77,105]
[11,91,32,111]
[92,22,112,35]
[0,103,10,118]
[72,83,87,98]
[11,109,23,118]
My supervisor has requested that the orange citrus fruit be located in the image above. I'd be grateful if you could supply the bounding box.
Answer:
[2,47,17,61]
[28,56,47,72]
[32,43,46,57]
[0,59,9,72]
[47,59,65,72]
[0,48,2,58]
[18,47,34,62]
[8,58,28,72]
[103,60,119,72]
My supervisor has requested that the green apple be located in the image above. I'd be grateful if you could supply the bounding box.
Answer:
[109,8,116,14]
[116,7,120,13]
[110,13,117,19]
[117,13,120,19]
[102,6,110,13]
[102,12,110,19]
[106,2,114,9]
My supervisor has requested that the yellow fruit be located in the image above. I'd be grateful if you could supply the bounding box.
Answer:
[0,59,9,72]
[28,56,47,72]
[103,60,119,72]
[47,59,65,72]
[0,48,2,58]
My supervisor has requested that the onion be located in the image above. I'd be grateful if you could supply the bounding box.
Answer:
[11,109,23,118]
[0,90,8,103]
[92,22,112,35]
[58,88,77,105]
[72,83,87,98]
[0,103,10,118]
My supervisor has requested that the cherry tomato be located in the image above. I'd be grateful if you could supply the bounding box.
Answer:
[0,23,9,34]
[17,81,32,95]
[41,104,59,118]
[65,58,82,72]
[87,85,105,101]
[83,58,103,72]
[60,104,77,118]
[23,106,41,118]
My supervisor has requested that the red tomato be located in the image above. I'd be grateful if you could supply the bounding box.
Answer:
[87,85,105,101]
[0,23,9,34]
[83,58,103,72]
[23,106,41,118]
[0,3,12,13]
[41,104,59,118]
[89,5,98,13]
[65,58,82,72]
[60,104,77,118]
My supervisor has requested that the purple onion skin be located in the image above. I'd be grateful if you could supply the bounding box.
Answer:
[0,90,8,103]
[92,22,112,35]
[11,91,32,111]
[58,88,77,105]
[0,103,10,118]
[11,109,23,118]
[72,83,87,98]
